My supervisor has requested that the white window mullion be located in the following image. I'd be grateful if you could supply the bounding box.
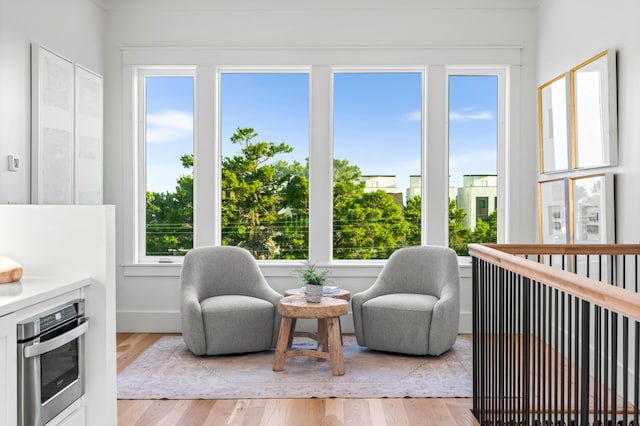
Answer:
[194,66,217,248]
[501,66,515,244]
[309,65,333,263]
[425,65,448,247]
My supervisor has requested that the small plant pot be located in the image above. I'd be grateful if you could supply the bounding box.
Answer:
[304,284,324,303]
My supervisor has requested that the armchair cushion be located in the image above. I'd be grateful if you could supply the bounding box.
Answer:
[200,295,277,355]
[362,293,438,355]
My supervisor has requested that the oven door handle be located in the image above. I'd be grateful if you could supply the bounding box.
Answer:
[24,318,89,359]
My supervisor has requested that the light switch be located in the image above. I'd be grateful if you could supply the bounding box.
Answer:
[8,155,20,171]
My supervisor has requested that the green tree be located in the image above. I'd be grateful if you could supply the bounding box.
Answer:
[272,159,309,259]
[221,127,297,259]
[404,195,422,246]
[470,210,497,244]
[448,200,471,256]
[146,129,446,260]
[145,154,194,256]
[333,159,411,259]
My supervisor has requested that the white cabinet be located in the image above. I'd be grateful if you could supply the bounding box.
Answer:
[48,398,85,426]
[0,312,17,426]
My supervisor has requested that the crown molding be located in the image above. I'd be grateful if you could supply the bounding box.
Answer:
[102,0,540,12]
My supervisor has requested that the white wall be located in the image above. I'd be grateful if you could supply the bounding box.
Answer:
[537,0,640,244]
[0,0,103,204]
[104,0,539,333]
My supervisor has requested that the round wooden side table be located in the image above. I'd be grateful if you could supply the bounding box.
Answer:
[273,295,349,376]
[283,288,350,343]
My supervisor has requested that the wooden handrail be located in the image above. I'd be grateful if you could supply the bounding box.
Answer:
[480,243,640,256]
[469,243,640,322]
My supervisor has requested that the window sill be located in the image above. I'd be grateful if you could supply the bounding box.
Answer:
[122,257,473,278]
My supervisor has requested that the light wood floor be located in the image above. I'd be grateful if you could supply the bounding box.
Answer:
[116,333,477,426]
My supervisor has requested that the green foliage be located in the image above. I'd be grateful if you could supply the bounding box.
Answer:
[448,200,471,256]
[145,127,497,259]
[404,195,422,246]
[220,127,297,259]
[470,210,498,244]
[292,261,330,285]
[145,165,193,256]
[333,188,410,259]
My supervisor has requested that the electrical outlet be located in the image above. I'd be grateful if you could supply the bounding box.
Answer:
[8,155,20,172]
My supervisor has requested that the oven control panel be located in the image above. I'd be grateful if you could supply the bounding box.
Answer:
[39,304,78,332]
[17,299,85,341]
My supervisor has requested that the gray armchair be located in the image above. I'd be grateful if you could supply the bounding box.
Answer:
[352,246,460,356]
[180,246,282,355]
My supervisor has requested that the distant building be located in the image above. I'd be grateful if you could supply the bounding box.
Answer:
[408,175,457,204]
[407,175,421,201]
[361,175,403,206]
[456,174,497,230]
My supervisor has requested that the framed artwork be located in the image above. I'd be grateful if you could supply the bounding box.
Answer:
[569,173,614,244]
[75,64,103,204]
[538,178,568,243]
[31,44,75,204]
[538,74,570,173]
[571,50,618,169]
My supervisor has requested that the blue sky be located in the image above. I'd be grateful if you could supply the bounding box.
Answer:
[145,72,497,194]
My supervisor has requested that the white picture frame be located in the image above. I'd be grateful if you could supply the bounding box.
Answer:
[75,64,103,204]
[538,178,568,243]
[569,173,615,244]
[31,44,75,204]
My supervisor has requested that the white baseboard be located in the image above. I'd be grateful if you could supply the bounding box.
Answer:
[117,311,182,333]
[459,311,472,334]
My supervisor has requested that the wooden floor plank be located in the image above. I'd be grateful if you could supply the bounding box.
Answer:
[379,399,409,426]
[343,399,373,425]
[175,400,217,426]
[370,399,395,426]
[154,400,194,426]
[202,400,237,426]
[116,333,163,374]
[259,399,293,426]
[322,398,345,426]
[117,400,153,425]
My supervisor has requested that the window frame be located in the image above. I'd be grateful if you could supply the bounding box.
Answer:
[446,67,507,248]
[330,67,427,261]
[215,68,312,259]
[135,67,196,264]
[122,48,516,273]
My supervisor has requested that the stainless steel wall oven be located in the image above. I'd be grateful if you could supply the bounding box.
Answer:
[17,299,88,426]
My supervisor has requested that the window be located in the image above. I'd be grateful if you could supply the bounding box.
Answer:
[127,49,512,266]
[139,70,195,259]
[333,72,423,260]
[219,72,310,259]
[448,73,499,256]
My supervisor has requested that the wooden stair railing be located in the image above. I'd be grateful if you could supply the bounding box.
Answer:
[469,243,640,426]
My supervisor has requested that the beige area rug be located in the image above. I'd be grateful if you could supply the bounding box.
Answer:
[117,335,473,399]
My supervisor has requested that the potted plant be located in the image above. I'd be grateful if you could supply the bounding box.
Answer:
[293,261,330,303]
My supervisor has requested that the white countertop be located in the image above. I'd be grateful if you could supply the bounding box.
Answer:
[0,275,91,317]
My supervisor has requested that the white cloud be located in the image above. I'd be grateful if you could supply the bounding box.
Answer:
[449,108,494,122]
[404,110,422,121]
[146,110,193,144]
